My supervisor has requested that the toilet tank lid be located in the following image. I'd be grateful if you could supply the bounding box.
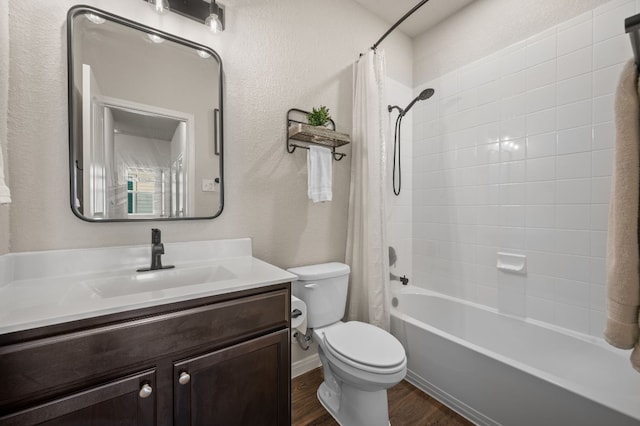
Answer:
[287,262,350,281]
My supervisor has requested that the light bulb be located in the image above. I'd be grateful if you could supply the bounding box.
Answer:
[150,0,170,14]
[205,13,222,33]
[86,13,105,24]
[147,33,165,44]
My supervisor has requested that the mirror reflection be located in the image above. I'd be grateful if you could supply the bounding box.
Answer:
[68,6,223,221]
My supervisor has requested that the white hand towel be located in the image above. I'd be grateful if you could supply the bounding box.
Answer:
[307,145,332,203]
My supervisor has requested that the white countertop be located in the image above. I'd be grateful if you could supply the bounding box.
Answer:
[0,239,297,335]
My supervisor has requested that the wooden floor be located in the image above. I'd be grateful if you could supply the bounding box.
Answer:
[292,368,472,426]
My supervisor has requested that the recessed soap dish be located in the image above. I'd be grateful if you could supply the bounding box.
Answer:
[497,252,527,275]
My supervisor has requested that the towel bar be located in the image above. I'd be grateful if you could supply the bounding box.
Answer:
[626,13,640,67]
[289,142,347,161]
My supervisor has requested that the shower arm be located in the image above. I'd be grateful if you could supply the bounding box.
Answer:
[388,105,404,115]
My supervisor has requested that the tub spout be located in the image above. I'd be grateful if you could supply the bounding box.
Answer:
[390,273,409,285]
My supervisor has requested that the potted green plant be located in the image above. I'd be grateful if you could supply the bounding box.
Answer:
[307,106,331,127]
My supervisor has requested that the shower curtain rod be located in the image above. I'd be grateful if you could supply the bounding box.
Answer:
[370,0,431,51]
[625,12,640,66]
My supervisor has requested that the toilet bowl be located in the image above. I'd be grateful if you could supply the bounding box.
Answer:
[289,262,407,426]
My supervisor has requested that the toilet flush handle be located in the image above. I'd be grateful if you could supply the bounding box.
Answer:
[303,282,318,289]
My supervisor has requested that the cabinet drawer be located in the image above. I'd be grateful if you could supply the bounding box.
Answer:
[0,369,156,426]
[0,289,287,410]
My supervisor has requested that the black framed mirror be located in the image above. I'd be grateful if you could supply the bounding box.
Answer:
[67,5,223,221]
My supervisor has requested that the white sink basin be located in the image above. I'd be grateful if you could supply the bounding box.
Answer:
[86,265,236,298]
[0,239,300,336]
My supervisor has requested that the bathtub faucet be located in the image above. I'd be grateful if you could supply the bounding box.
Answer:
[390,272,409,285]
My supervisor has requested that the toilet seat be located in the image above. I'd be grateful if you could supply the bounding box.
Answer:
[322,321,406,374]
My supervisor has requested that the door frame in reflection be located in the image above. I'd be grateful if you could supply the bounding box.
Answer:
[84,88,195,220]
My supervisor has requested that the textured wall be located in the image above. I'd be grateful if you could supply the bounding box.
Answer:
[413,0,612,86]
[0,1,9,255]
[411,0,634,337]
[6,0,412,270]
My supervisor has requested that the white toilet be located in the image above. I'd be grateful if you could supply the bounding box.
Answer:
[289,262,407,426]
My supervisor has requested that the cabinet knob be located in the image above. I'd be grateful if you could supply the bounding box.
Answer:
[139,384,153,399]
[179,372,191,385]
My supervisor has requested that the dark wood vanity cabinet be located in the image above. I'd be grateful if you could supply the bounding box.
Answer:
[0,284,291,426]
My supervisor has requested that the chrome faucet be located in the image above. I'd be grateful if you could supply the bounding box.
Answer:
[137,228,174,272]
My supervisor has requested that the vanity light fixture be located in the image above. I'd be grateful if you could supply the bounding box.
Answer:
[205,0,224,33]
[143,0,225,33]
[149,0,170,14]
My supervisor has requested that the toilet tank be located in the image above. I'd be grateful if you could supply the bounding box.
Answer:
[288,262,350,329]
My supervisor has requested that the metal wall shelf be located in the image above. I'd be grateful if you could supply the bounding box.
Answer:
[286,108,350,161]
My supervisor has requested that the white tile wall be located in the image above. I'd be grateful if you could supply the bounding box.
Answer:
[387,78,413,286]
[411,0,635,338]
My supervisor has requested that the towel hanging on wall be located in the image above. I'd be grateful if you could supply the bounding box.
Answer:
[605,59,640,373]
[307,145,332,203]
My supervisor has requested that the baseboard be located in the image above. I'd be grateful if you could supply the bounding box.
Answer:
[291,353,321,378]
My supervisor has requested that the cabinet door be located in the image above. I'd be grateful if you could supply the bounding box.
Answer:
[0,370,155,426]
[174,330,290,426]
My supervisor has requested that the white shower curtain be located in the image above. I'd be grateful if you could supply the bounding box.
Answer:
[346,50,390,331]
[0,1,11,205]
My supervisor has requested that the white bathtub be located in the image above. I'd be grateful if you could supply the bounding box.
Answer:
[389,287,640,426]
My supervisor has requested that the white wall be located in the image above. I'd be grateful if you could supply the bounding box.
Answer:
[386,78,413,284]
[411,0,635,337]
[413,0,611,86]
